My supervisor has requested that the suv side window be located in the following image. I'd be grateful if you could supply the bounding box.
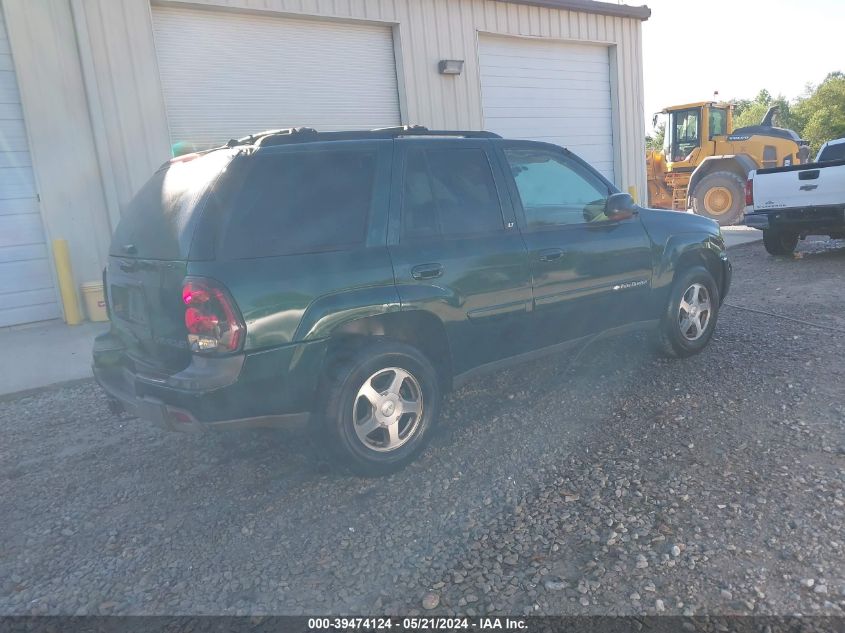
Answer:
[223,148,377,258]
[504,148,610,228]
[402,147,504,240]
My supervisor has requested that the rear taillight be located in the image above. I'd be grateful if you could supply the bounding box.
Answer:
[745,178,753,206]
[182,277,244,354]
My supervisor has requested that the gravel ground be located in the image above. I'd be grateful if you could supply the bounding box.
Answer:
[1,239,843,617]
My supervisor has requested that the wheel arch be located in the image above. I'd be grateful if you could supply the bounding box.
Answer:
[322,310,454,391]
[656,236,728,305]
[688,154,757,203]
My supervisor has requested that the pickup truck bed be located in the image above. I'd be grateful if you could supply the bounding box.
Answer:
[744,157,845,255]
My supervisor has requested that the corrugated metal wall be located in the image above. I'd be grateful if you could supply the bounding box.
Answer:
[4,0,646,303]
[71,0,646,220]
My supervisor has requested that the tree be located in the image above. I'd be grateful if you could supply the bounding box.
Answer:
[732,89,795,130]
[646,122,665,151]
[792,72,845,154]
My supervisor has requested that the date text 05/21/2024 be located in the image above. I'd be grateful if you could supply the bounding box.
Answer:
[307,617,528,630]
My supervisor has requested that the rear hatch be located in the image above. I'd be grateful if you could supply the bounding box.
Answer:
[106,149,239,374]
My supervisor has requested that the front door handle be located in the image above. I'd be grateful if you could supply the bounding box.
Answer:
[411,263,444,280]
[538,248,564,262]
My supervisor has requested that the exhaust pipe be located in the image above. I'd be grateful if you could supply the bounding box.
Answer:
[761,106,779,127]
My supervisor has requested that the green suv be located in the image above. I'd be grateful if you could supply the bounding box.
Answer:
[94,127,731,474]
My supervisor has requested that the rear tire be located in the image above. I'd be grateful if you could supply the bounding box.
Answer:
[321,339,441,476]
[654,267,720,358]
[762,229,798,256]
[691,171,745,226]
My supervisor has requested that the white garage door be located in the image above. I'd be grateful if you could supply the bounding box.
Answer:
[152,6,401,152]
[479,34,615,182]
[0,10,59,327]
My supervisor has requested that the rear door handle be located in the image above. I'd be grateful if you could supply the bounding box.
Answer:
[538,248,564,262]
[411,263,444,280]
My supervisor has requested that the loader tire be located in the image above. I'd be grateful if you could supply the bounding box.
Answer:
[691,171,745,226]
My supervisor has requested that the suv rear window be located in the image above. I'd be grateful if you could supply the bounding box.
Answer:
[401,147,504,240]
[817,142,845,162]
[111,149,238,260]
[223,148,377,258]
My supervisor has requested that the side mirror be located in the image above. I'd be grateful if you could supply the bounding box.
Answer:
[605,192,637,220]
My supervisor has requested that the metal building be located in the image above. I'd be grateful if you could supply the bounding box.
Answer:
[0,0,649,326]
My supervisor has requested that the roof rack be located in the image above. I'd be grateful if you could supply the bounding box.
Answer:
[367,126,502,139]
[220,125,501,148]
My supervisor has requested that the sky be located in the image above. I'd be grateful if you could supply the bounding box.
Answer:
[640,0,845,131]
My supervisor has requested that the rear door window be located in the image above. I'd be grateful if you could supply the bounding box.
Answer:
[818,143,845,162]
[223,148,378,258]
[401,147,504,240]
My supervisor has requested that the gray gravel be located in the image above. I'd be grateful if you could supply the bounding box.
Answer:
[1,239,843,616]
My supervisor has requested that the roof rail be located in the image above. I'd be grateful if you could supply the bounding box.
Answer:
[223,125,502,148]
[226,127,318,148]
[368,125,501,139]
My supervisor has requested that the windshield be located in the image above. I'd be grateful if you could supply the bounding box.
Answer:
[668,108,701,161]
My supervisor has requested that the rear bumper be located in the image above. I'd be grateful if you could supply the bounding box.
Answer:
[93,330,324,432]
[744,206,845,233]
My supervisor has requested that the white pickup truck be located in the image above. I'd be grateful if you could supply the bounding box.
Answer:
[744,138,845,255]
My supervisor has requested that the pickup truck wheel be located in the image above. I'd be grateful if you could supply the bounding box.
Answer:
[691,171,745,226]
[762,229,799,256]
[654,267,720,358]
[321,340,441,476]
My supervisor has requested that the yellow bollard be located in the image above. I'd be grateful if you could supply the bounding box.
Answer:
[52,239,83,325]
[627,186,638,204]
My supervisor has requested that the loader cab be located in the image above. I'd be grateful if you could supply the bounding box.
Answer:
[659,102,734,167]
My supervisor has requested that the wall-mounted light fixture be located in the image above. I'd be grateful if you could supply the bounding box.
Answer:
[438,59,464,75]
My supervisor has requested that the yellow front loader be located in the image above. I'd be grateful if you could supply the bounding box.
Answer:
[646,102,810,225]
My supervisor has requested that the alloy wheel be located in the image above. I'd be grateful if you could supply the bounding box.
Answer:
[352,367,424,452]
[678,283,712,341]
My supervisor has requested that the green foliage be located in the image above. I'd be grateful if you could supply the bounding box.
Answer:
[732,90,795,131]
[792,72,845,155]
[646,122,665,151]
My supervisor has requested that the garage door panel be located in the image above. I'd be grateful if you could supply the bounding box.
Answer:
[0,196,38,215]
[479,34,615,182]
[0,102,24,119]
[0,303,61,328]
[0,214,46,248]
[485,107,612,119]
[0,150,31,168]
[480,76,611,92]
[152,6,401,150]
[0,258,54,292]
[0,70,21,103]
[480,56,610,74]
[0,242,48,264]
[484,88,610,109]
[0,14,58,325]
[0,166,36,198]
[0,286,56,310]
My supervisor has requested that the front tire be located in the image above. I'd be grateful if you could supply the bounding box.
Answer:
[691,171,745,226]
[762,229,798,256]
[655,267,720,358]
[321,339,441,476]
